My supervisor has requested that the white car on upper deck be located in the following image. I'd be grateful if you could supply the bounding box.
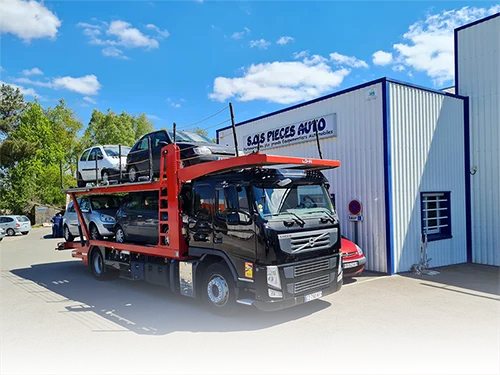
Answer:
[77,145,131,187]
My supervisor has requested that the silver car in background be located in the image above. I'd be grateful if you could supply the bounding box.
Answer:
[63,195,121,242]
[0,215,32,236]
[0,227,5,241]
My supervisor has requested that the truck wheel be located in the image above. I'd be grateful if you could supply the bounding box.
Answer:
[64,225,75,242]
[77,173,85,188]
[90,248,107,280]
[202,263,237,316]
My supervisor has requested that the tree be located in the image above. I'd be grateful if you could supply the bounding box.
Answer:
[132,113,154,139]
[0,84,26,137]
[83,109,136,147]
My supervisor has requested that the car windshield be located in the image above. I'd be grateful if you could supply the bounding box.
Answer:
[167,130,193,143]
[252,184,334,219]
[16,216,30,222]
[184,131,214,144]
[90,196,120,210]
[104,146,131,157]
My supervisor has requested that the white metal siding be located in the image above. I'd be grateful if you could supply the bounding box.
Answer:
[219,83,388,272]
[389,83,467,273]
[457,16,500,266]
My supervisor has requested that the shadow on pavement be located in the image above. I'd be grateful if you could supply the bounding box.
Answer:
[399,263,500,298]
[7,261,330,336]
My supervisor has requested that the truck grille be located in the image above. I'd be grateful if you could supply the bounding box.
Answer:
[278,228,338,255]
[294,259,330,277]
[294,274,330,294]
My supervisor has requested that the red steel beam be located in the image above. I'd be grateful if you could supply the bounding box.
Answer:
[177,153,341,182]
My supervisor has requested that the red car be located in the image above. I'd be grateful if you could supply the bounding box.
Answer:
[341,236,366,277]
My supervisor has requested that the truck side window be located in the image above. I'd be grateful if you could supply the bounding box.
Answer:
[237,186,249,213]
[216,189,226,219]
[193,185,214,220]
[216,186,238,220]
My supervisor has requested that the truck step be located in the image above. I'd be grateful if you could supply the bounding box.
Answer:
[236,299,255,306]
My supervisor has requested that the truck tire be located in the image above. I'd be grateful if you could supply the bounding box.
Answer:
[64,225,75,242]
[202,263,237,316]
[90,247,118,280]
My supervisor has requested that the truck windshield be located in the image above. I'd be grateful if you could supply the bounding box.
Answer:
[252,184,334,219]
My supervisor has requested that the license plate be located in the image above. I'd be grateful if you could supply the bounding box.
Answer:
[343,261,358,269]
[304,291,322,303]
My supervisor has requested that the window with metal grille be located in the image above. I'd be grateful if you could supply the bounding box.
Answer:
[421,192,452,241]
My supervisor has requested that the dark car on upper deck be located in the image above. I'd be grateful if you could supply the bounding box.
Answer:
[125,130,238,183]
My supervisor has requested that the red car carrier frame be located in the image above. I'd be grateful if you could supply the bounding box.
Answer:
[58,144,344,314]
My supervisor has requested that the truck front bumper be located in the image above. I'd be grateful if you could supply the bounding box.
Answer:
[252,276,343,312]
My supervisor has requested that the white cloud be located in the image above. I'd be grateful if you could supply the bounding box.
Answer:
[0,80,37,97]
[390,5,500,86]
[107,20,159,49]
[145,24,170,39]
[293,50,309,59]
[330,52,369,68]
[78,19,162,56]
[146,114,161,121]
[276,36,294,45]
[392,65,406,72]
[209,55,351,104]
[249,39,271,50]
[0,0,61,41]
[83,96,96,104]
[303,54,328,66]
[166,98,182,108]
[22,67,43,76]
[231,27,251,40]
[52,75,101,95]
[12,77,52,87]
[372,50,393,66]
[102,47,129,60]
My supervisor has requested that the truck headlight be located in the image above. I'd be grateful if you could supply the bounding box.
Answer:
[266,266,281,289]
[355,244,363,255]
[100,214,115,223]
[193,146,212,155]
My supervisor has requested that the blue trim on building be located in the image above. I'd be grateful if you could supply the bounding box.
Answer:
[382,80,394,275]
[454,26,460,95]
[463,97,472,263]
[216,76,469,140]
[455,12,500,32]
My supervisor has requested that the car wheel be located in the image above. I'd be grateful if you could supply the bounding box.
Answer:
[202,263,237,316]
[21,232,29,235]
[115,226,126,243]
[77,173,85,188]
[128,166,138,183]
[64,225,75,242]
[6,228,15,236]
[89,223,102,240]
[102,170,109,184]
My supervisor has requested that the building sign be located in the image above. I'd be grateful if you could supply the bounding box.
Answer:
[365,88,377,101]
[242,113,337,152]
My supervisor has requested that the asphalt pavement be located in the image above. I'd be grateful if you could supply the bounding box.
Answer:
[1,227,499,374]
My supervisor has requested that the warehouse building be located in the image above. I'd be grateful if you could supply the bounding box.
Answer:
[216,13,499,274]
[455,13,500,267]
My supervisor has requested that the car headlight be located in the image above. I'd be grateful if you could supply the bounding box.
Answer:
[193,146,212,155]
[355,244,363,255]
[100,214,115,223]
[266,266,281,289]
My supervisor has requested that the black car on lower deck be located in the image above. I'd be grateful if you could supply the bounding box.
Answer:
[125,129,237,183]
[114,192,159,245]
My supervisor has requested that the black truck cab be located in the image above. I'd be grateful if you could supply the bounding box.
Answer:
[183,167,343,311]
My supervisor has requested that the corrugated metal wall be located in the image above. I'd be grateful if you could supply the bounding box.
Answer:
[219,83,388,272]
[389,82,467,272]
[457,15,500,266]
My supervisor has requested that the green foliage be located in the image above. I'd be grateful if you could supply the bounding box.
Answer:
[0,84,154,214]
[192,126,208,137]
[83,109,154,148]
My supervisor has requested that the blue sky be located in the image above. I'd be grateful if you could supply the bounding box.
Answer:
[1,1,499,139]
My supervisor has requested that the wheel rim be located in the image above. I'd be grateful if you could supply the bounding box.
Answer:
[207,274,229,307]
[91,226,99,240]
[93,252,103,275]
[64,227,70,240]
[7,229,15,236]
[116,229,124,243]
[103,172,109,183]
[129,167,137,182]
